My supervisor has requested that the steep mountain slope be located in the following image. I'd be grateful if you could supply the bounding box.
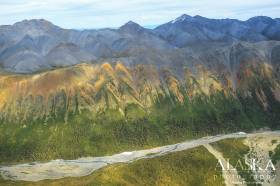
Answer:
[0,60,279,124]
[0,63,157,123]
[46,43,96,67]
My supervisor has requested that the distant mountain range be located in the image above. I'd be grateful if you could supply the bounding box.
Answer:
[0,14,280,73]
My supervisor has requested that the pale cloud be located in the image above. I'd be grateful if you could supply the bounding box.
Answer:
[0,0,279,28]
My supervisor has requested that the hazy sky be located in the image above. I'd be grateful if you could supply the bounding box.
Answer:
[0,0,279,29]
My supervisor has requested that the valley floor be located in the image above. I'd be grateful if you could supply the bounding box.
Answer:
[1,131,280,186]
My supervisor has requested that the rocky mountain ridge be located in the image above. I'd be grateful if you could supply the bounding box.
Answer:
[0,15,280,73]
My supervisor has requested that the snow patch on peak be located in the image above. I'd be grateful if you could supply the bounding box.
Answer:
[172,14,191,24]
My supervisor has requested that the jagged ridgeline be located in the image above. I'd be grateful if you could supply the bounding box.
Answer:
[0,61,280,128]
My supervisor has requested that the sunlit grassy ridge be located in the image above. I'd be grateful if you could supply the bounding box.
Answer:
[0,62,279,125]
[0,147,225,186]
[0,62,231,123]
